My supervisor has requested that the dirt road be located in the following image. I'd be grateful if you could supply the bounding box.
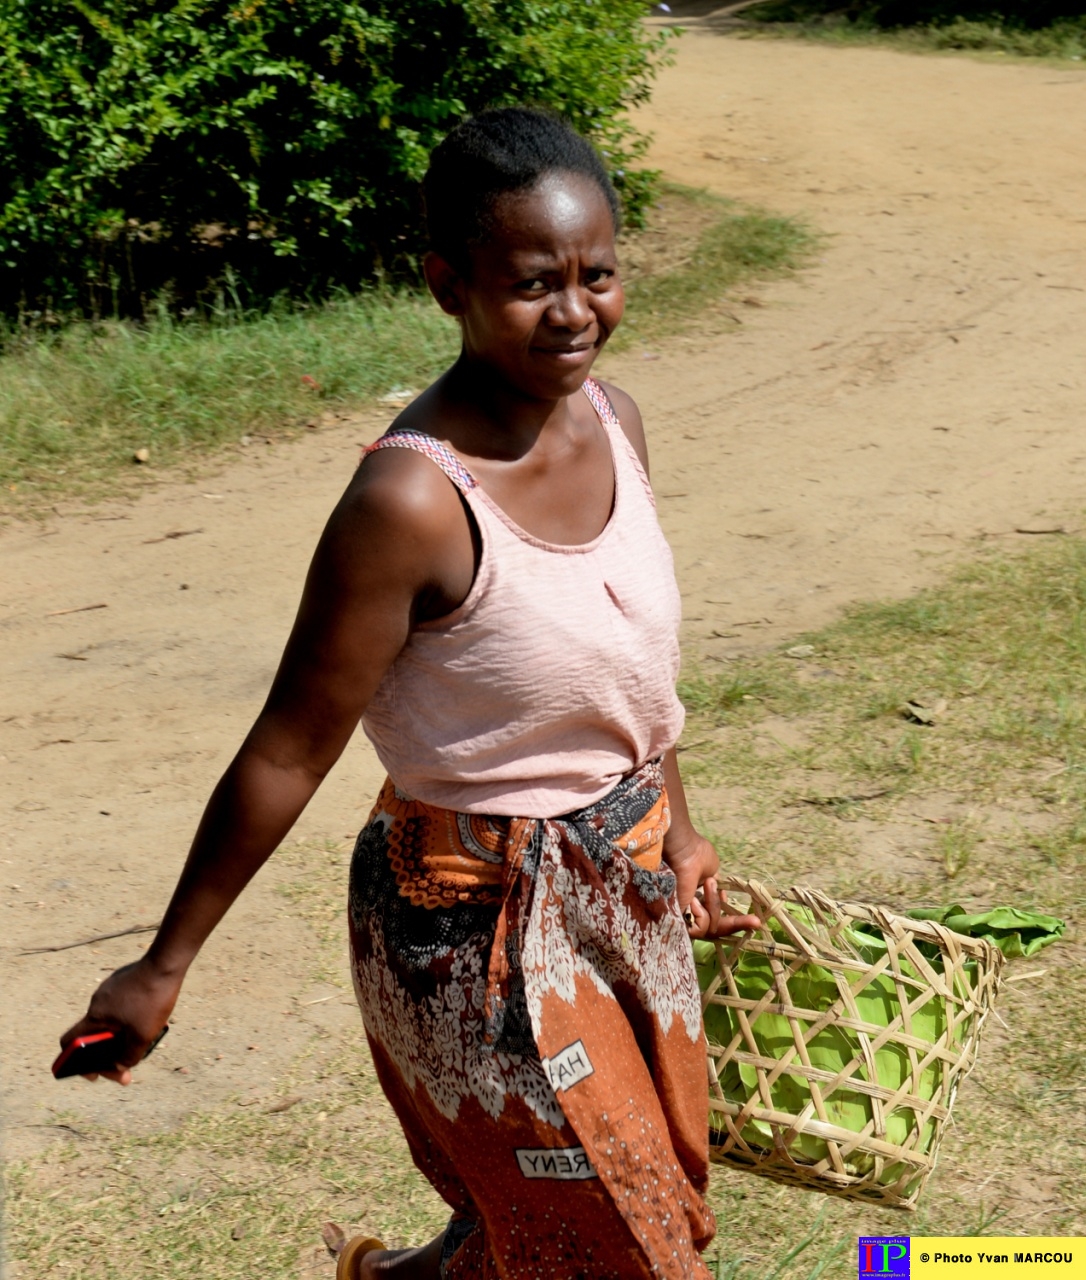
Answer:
[3,33,1085,1159]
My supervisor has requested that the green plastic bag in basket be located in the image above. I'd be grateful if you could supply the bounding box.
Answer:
[695,889,1055,1204]
[694,913,965,1175]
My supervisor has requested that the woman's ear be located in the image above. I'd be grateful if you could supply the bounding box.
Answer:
[424,251,468,317]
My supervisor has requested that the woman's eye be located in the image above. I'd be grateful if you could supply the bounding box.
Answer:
[517,278,547,292]
[586,269,614,287]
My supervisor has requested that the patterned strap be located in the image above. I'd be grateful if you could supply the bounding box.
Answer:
[585,374,655,505]
[363,428,477,494]
[582,376,620,426]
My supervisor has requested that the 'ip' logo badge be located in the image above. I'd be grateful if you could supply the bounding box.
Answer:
[858,1237,910,1279]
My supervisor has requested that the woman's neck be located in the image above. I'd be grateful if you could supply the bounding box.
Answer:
[439,355,584,462]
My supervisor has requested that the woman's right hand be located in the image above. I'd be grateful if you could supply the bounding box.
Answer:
[58,958,183,1085]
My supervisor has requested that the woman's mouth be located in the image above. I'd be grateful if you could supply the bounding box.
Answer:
[533,344,594,361]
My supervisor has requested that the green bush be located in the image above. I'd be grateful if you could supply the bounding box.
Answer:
[0,0,671,318]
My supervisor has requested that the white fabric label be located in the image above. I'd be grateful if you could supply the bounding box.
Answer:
[542,1039,594,1092]
[515,1146,598,1180]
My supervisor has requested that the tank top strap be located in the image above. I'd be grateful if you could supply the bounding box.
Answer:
[582,377,657,508]
[582,376,620,427]
[363,429,478,496]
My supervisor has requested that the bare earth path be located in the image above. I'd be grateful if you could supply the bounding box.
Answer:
[3,31,1085,1179]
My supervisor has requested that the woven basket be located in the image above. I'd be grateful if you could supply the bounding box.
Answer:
[700,877,1004,1210]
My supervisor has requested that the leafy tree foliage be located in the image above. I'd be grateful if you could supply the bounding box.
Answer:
[0,0,670,316]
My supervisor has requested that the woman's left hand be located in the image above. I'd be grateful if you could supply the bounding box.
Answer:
[664,830,761,940]
[686,875,761,940]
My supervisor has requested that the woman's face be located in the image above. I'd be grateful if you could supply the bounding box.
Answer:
[430,171,625,402]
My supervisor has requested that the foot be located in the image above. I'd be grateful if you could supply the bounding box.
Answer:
[336,1235,386,1280]
[355,1233,446,1279]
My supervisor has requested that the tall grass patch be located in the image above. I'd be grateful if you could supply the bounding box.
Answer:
[0,292,459,499]
[1,190,814,507]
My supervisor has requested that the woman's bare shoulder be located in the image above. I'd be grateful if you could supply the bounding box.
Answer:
[311,442,471,603]
[337,443,465,541]
[594,379,650,476]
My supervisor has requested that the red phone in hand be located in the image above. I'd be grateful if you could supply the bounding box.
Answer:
[52,1026,168,1079]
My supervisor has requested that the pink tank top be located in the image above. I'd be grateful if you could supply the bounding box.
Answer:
[360,379,685,819]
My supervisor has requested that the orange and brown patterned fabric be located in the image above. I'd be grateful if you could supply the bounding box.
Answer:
[348,760,716,1278]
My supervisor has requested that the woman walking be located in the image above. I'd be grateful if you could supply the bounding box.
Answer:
[60,107,757,1279]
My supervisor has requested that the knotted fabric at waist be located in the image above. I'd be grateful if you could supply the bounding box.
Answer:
[367,758,672,1045]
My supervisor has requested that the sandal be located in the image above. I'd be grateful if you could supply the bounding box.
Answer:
[335,1235,387,1280]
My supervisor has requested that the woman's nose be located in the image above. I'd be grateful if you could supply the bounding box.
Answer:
[546,285,592,332]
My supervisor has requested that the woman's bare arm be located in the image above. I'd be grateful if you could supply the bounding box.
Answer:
[60,450,475,1077]
[661,749,760,939]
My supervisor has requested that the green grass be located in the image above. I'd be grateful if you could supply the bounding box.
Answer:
[681,536,1086,833]
[0,291,460,504]
[734,7,1086,61]
[3,1045,450,1278]
[615,196,815,350]
[0,189,814,509]
[677,669,783,719]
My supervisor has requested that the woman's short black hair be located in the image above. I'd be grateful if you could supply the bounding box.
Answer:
[422,107,621,271]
